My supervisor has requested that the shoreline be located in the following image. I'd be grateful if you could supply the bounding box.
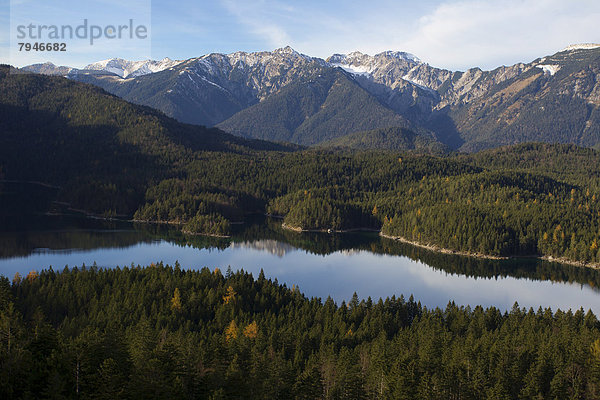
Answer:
[132,219,233,238]
[180,229,231,238]
[379,233,507,260]
[539,255,600,270]
[281,222,600,270]
[38,212,600,270]
[381,234,600,270]
[281,222,379,234]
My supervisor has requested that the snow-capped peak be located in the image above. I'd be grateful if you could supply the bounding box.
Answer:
[326,50,421,77]
[327,50,421,66]
[561,43,600,52]
[274,45,298,55]
[327,54,347,64]
[347,51,366,58]
[84,57,183,78]
[271,46,312,60]
[376,51,420,63]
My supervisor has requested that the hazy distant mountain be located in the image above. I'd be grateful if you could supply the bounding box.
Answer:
[23,44,600,151]
[22,62,77,76]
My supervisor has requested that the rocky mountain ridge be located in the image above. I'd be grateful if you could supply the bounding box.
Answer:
[21,43,600,151]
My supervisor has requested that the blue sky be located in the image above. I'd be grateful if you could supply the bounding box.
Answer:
[1,0,600,70]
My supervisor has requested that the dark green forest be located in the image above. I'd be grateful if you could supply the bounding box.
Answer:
[320,126,450,154]
[1,265,600,400]
[3,68,600,264]
[136,146,600,265]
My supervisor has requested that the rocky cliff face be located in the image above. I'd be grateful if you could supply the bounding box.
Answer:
[327,45,600,150]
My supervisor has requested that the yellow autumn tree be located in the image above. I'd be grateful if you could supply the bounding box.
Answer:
[223,286,237,304]
[243,321,258,339]
[171,288,182,312]
[12,272,21,286]
[225,320,238,342]
[553,225,562,243]
[26,270,38,283]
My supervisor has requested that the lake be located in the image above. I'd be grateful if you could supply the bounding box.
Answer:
[1,214,599,313]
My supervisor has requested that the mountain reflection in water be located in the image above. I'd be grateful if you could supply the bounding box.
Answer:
[0,214,598,313]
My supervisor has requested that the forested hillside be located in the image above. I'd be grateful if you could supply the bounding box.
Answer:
[320,126,450,153]
[3,69,600,265]
[216,69,412,145]
[136,144,600,266]
[0,66,293,216]
[1,265,599,399]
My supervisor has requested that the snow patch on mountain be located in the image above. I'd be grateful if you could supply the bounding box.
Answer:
[84,57,183,78]
[330,63,373,76]
[401,76,436,93]
[200,75,227,92]
[376,51,421,63]
[536,64,560,76]
[561,43,600,52]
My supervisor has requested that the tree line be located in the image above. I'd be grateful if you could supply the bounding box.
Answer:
[1,264,600,399]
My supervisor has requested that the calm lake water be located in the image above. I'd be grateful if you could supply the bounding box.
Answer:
[1,214,599,313]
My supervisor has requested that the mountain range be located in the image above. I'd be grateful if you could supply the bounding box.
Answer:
[22,44,600,151]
